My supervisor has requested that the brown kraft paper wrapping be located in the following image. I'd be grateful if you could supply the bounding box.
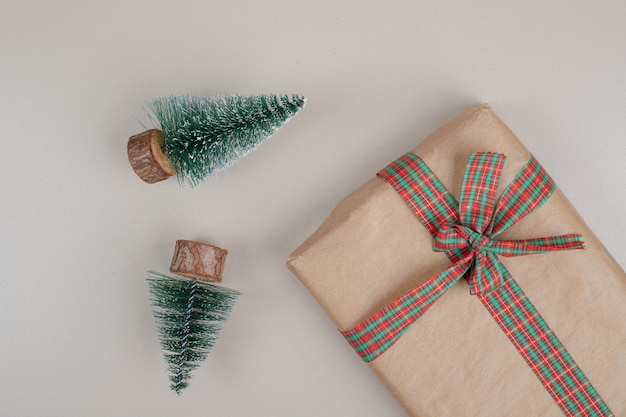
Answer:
[286,105,626,417]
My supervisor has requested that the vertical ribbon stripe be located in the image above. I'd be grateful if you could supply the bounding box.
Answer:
[479,279,612,417]
[341,152,611,416]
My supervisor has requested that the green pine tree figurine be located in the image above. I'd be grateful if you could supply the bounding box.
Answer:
[148,270,240,395]
[127,93,307,187]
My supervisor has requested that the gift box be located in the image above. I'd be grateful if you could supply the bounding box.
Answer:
[286,105,626,417]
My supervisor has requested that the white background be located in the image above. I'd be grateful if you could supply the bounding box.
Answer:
[1,1,624,416]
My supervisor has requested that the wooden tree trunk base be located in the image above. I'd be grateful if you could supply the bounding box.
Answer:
[170,240,228,283]
[127,129,175,184]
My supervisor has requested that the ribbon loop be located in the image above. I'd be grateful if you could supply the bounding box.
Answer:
[459,152,505,234]
[378,153,458,236]
[489,155,555,237]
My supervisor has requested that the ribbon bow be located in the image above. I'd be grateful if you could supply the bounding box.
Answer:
[342,152,612,417]
[429,152,585,296]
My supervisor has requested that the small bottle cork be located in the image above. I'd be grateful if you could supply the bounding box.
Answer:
[170,240,228,283]
[127,129,175,184]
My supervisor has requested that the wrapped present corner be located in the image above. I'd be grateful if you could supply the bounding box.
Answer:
[286,104,626,417]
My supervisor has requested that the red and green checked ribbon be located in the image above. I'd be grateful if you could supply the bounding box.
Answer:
[341,152,612,417]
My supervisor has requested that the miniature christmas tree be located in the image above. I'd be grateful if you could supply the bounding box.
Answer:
[148,270,240,395]
[127,93,307,187]
[148,240,239,395]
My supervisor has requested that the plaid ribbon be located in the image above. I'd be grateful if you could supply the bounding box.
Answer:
[341,152,612,417]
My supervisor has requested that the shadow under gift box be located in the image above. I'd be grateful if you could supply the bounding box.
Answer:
[286,105,626,417]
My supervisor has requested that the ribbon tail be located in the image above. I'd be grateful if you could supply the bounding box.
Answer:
[490,234,585,257]
[478,276,613,417]
[341,255,472,362]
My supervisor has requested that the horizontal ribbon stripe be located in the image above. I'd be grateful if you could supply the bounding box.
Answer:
[341,151,611,416]
[342,252,473,361]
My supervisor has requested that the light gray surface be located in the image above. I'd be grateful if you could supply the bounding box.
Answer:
[1,1,624,416]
